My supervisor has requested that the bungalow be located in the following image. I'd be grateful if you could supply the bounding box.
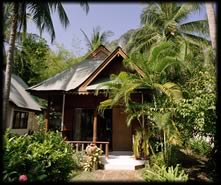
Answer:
[5,73,42,135]
[28,45,151,153]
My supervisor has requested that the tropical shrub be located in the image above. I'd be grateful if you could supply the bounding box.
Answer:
[83,144,103,171]
[13,35,50,86]
[3,129,81,182]
[132,128,150,160]
[188,137,213,156]
[143,164,188,182]
[148,152,165,167]
[175,63,216,140]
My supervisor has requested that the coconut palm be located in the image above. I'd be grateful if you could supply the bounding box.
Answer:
[206,3,216,49]
[97,41,187,158]
[127,2,210,53]
[3,2,89,130]
[152,112,182,165]
[81,26,114,52]
[98,41,187,112]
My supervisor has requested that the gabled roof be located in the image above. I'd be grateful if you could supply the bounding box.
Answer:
[6,73,42,111]
[28,45,145,94]
[78,47,126,92]
[28,45,110,92]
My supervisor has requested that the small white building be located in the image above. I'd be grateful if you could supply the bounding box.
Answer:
[5,73,42,135]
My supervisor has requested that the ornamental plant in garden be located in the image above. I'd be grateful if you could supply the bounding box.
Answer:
[19,175,28,183]
[83,144,103,171]
[3,129,81,182]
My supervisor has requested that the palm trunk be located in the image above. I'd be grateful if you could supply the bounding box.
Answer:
[3,3,19,131]
[206,3,216,49]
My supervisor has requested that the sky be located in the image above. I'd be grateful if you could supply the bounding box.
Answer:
[27,3,207,57]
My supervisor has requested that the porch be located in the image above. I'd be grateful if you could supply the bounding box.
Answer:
[67,141,145,170]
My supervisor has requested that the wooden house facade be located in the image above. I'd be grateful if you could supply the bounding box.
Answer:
[28,45,151,154]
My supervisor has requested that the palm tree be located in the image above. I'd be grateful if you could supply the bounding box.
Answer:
[97,41,186,158]
[127,2,209,53]
[3,2,89,131]
[81,26,114,52]
[205,3,216,49]
[152,112,182,165]
[3,3,19,131]
[98,41,187,112]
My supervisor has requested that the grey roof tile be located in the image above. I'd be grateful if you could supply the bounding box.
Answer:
[9,74,42,111]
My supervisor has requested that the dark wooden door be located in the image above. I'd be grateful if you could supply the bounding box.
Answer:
[112,107,132,151]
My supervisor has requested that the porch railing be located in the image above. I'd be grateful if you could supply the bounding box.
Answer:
[66,141,109,159]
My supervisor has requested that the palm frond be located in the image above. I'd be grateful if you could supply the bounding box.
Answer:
[80,28,93,50]
[172,3,200,23]
[182,32,210,46]
[140,3,163,26]
[80,2,89,14]
[50,3,70,28]
[155,56,181,73]
[27,3,55,42]
[152,112,171,130]
[153,82,183,100]
[148,41,172,62]
[98,99,112,115]
[179,20,209,37]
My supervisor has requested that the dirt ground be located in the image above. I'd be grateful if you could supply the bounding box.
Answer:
[71,169,145,182]
[71,149,215,183]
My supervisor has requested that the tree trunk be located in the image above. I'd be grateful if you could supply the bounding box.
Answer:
[206,3,216,49]
[3,3,19,132]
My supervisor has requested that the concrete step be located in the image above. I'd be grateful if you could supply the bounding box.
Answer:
[100,151,145,170]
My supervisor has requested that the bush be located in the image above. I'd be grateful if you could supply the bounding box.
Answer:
[148,152,165,167]
[143,164,188,182]
[83,144,103,171]
[3,129,81,182]
[188,137,213,156]
[148,145,181,167]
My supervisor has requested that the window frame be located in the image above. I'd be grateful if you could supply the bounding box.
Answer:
[12,111,29,129]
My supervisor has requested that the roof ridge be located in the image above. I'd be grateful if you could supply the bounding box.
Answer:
[86,45,111,59]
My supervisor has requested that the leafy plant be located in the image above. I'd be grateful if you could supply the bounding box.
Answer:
[188,137,213,156]
[148,152,165,167]
[83,144,103,171]
[143,164,188,182]
[127,2,209,53]
[13,35,50,86]
[133,129,142,159]
[3,129,80,182]
[133,128,150,160]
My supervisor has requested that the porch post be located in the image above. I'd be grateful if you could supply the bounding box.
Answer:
[92,110,97,144]
[45,110,49,131]
[45,95,50,131]
[141,93,144,128]
[61,93,66,131]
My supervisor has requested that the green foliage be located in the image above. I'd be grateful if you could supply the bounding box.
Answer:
[3,129,80,182]
[13,36,84,86]
[188,137,213,156]
[13,35,49,86]
[148,152,165,167]
[83,144,103,171]
[127,2,209,54]
[36,114,46,131]
[133,128,151,159]
[43,43,84,79]
[143,164,188,182]
[81,26,113,52]
[175,63,216,139]
[133,129,142,159]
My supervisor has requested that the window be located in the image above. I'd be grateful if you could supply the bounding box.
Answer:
[12,111,29,129]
